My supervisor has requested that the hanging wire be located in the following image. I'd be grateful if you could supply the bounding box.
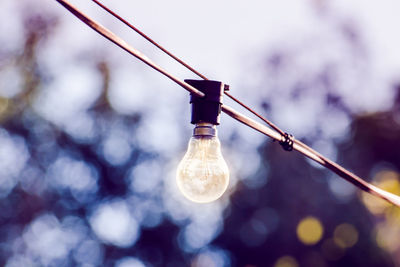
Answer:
[55,0,205,97]
[91,0,286,137]
[54,0,400,208]
[223,91,286,136]
[92,0,208,80]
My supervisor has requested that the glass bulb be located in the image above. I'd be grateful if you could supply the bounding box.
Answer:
[176,125,229,203]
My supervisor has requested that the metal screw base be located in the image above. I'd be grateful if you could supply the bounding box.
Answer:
[193,123,216,137]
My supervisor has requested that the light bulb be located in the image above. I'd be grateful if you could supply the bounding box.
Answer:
[176,123,229,203]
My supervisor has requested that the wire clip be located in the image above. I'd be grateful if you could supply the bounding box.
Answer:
[279,132,294,151]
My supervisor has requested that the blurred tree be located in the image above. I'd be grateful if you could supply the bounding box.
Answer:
[1,2,400,267]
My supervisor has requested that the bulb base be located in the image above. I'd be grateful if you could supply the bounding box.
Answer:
[193,123,216,137]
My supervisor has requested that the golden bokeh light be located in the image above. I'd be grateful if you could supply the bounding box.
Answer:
[333,223,359,248]
[296,216,324,245]
[0,97,9,115]
[274,255,298,267]
[385,206,400,226]
[358,169,400,253]
[361,170,400,215]
[375,221,400,252]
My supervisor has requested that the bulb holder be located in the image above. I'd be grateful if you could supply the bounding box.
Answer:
[185,79,229,125]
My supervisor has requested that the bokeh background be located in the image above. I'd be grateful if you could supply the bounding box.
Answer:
[1,0,400,266]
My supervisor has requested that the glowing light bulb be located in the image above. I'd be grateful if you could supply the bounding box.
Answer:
[176,123,229,203]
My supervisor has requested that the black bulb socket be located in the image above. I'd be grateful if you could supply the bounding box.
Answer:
[185,79,229,125]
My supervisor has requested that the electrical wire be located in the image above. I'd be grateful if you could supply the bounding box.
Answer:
[54,0,400,208]
[91,0,286,136]
[55,0,205,98]
[91,0,208,80]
